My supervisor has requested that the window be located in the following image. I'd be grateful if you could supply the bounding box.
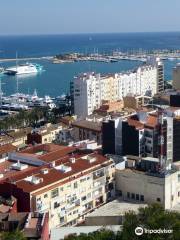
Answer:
[117,190,122,197]
[127,192,130,198]
[81,196,87,201]
[74,182,78,189]
[140,195,144,201]
[87,193,91,199]
[178,174,180,182]
[44,194,48,198]
[157,198,161,202]
[60,217,64,224]
[51,188,59,198]
[136,194,139,201]
[54,202,60,209]
[131,193,135,200]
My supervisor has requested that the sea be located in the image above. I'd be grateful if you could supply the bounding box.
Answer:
[0,32,180,97]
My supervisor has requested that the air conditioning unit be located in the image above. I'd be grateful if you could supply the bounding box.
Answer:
[41,168,49,174]
[70,157,76,163]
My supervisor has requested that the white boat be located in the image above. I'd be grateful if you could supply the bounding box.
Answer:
[5,63,43,75]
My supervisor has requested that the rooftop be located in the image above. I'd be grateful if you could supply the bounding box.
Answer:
[72,120,102,132]
[86,198,147,217]
[0,144,112,194]
[0,144,17,156]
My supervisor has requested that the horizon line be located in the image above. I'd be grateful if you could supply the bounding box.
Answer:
[0,30,180,37]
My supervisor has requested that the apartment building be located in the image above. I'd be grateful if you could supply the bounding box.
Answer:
[72,59,164,117]
[27,123,66,144]
[102,109,180,163]
[173,63,180,90]
[0,144,115,228]
[72,119,102,145]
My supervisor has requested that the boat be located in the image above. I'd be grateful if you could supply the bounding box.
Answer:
[0,67,4,74]
[5,63,43,75]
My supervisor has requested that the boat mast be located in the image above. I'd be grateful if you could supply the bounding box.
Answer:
[16,51,18,71]
[16,76,19,94]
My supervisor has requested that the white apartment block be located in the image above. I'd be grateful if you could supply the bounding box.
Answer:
[73,59,164,118]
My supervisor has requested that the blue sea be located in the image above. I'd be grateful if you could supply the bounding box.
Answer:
[0,32,180,97]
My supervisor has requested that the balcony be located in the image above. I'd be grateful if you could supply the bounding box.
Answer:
[93,170,105,180]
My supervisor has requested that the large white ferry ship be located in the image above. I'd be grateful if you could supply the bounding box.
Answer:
[5,63,43,75]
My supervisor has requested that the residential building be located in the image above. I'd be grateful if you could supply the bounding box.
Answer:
[0,144,115,228]
[73,59,164,117]
[102,118,123,155]
[27,123,65,144]
[123,95,152,109]
[0,144,17,163]
[94,100,124,115]
[72,119,102,145]
[0,212,49,240]
[0,127,32,147]
[173,63,180,90]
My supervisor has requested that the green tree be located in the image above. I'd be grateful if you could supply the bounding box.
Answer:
[64,204,180,240]
[1,230,26,240]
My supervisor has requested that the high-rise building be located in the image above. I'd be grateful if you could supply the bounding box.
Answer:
[173,63,180,90]
[73,59,164,118]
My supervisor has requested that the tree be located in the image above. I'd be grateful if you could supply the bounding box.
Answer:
[1,230,26,240]
[64,204,180,240]
[121,203,180,240]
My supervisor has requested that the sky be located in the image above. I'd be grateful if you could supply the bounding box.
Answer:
[0,0,180,35]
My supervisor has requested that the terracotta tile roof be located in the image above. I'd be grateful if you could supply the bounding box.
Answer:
[0,144,17,155]
[72,120,102,132]
[127,119,144,130]
[145,114,158,128]
[6,153,111,194]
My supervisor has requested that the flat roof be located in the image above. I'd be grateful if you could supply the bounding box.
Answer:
[86,199,147,217]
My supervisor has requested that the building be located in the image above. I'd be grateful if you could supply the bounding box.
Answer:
[173,63,180,90]
[85,198,147,226]
[73,59,164,118]
[94,100,124,115]
[0,127,32,147]
[102,118,123,155]
[0,144,17,163]
[115,156,180,210]
[72,119,102,145]
[27,123,65,145]
[0,212,49,239]
[0,144,115,228]
[123,95,152,109]
[102,109,180,162]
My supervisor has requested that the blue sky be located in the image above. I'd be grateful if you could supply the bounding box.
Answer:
[0,0,180,35]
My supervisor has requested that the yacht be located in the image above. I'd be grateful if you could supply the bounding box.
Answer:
[5,63,43,75]
[0,67,4,74]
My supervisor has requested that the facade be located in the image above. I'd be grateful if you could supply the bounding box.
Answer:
[115,159,180,210]
[102,110,179,161]
[73,59,164,117]
[123,95,152,109]
[0,144,115,229]
[102,118,122,155]
[27,123,64,144]
[72,120,102,145]
[173,63,180,90]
